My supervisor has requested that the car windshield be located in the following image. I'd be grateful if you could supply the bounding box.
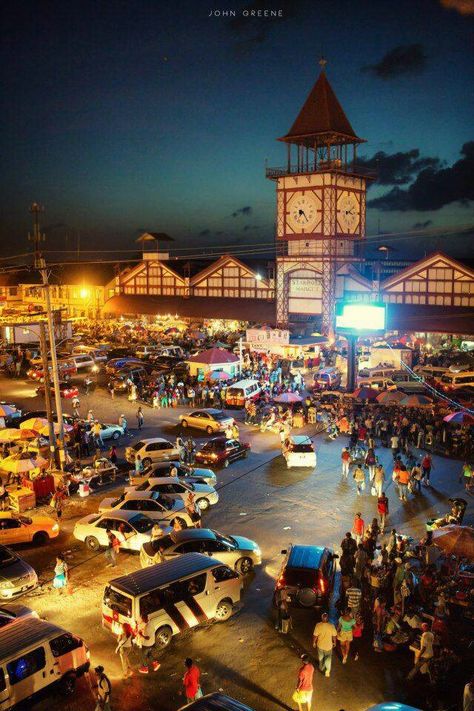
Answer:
[211,412,227,421]
[0,549,16,566]
[203,440,224,452]
[103,586,132,617]
[133,441,146,451]
[112,495,125,507]
[214,531,235,547]
[18,516,32,526]
[130,515,154,533]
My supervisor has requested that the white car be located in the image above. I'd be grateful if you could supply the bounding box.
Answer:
[125,438,181,467]
[98,491,194,528]
[125,476,219,511]
[92,422,125,441]
[139,461,217,486]
[178,408,234,435]
[283,435,317,469]
[140,528,262,573]
[73,510,155,552]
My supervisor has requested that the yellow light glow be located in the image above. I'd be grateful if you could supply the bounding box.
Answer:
[80,287,90,299]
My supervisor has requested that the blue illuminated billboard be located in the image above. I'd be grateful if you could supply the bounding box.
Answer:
[335,302,386,334]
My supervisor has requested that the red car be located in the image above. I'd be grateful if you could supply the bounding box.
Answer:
[36,382,79,399]
[28,360,77,382]
[195,437,250,468]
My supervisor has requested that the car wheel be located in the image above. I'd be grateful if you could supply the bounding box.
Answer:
[155,625,173,649]
[33,531,49,545]
[61,673,76,696]
[236,557,253,575]
[142,458,152,468]
[206,425,214,435]
[215,599,233,621]
[181,420,188,429]
[85,536,100,552]
[174,517,188,529]
[112,431,120,440]
[196,497,210,511]
[223,459,229,468]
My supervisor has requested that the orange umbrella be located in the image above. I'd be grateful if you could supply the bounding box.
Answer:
[432,525,474,561]
[0,405,17,417]
[20,417,48,432]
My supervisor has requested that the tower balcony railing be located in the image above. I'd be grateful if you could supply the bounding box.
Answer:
[265,161,377,180]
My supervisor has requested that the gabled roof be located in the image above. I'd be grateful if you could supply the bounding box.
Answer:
[136,232,174,243]
[381,251,474,290]
[120,259,185,285]
[187,347,239,365]
[191,254,270,287]
[280,70,364,145]
[336,263,372,290]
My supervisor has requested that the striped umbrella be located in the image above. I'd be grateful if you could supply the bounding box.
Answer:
[376,390,405,404]
[38,422,73,436]
[400,394,433,407]
[352,387,379,401]
[273,392,303,403]
[0,454,40,474]
[0,429,36,442]
[19,418,49,432]
[209,371,230,381]
[0,404,17,417]
[443,411,474,425]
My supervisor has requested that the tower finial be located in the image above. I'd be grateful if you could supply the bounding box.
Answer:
[319,56,327,71]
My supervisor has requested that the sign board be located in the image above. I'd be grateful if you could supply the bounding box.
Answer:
[335,302,386,334]
[289,278,322,298]
[246,328,290,345]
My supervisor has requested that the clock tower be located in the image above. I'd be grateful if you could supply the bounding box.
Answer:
[267,60,372,333]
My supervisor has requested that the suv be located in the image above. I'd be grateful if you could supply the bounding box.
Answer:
[125,438,181,467]
[274,544,338,610]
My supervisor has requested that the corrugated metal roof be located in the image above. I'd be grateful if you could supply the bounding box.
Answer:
[0,617,64,660]
[287,545,325,570]
[110,553,222,596]
[180,692,255,710]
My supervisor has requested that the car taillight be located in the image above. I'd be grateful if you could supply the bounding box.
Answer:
[102,613,112,623]
[276,575,286,589]
[318,577,326,594]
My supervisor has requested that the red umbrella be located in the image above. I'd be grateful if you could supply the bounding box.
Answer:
[273,392,303,404]
[352,387,379,401]
[443,411,474,425]
[376,390,405,404]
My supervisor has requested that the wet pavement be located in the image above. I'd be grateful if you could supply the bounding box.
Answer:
[0,372,471,711]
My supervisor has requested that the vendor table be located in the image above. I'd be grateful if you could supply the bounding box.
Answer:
[8,487,36,512]
[22,475,55,500]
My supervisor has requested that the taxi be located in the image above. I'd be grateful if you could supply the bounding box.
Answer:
[282,435,317,469]
[0,513,59,546]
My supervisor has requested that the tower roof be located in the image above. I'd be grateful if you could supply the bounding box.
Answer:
[279,69,364,146]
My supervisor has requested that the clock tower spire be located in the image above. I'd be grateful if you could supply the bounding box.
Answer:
[267,62,374,333]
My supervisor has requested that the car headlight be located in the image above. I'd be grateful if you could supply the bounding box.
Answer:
[52,523,59,532]
[0,580,14,589]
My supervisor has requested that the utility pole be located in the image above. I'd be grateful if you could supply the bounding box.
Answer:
[29,203,67,466]
[38,322,57,465]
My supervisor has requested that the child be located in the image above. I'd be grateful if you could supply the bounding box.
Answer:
[352,613,364,660]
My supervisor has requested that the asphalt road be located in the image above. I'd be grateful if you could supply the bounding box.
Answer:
[0,371,471,711]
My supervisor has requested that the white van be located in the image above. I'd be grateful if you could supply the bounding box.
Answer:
[0,617,89,709]
[283,435,317,469]
[413,365,447,383]
[358,365,395,380]
[135,345,160,359]
[439,370,474,392]
[102,552,243,649]
[314,367,341,390]
[357,377,397,391]
[159,346,185,359]
[67,354,96,371]
[225,379,261,408]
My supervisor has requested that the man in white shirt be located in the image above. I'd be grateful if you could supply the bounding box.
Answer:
[407,622,434,679]
[312,612,337,677]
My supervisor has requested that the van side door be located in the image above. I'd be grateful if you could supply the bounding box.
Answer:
[6,644,49,701]
[209,565,241,614]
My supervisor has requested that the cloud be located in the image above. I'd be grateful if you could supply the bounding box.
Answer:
[412,220,433,229]
[242,224,260,231]
[362,44,427,80]
[367,141,474,211]
[358,149,440,185]
[440,0,474,14]
[227,0,308,54]
[231,206,252,218]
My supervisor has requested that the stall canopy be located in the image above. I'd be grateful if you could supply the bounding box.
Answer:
[103,295,275,322]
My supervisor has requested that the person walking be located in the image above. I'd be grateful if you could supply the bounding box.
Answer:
[407,622,434,680]
[411,461,423,494]
[108,380,115,399]
[354,544,368,586]
[183,657,201,703]
[136,406,144,430]
[353,465,366,496]
[313,612,337,677]
[72,395,80,418]
[352,513,365,545]
[94,665,112,711]
[390,433,399,460]
[341,447,351,479]
[352,613,364,661]
[345,580,362,616]
[395,465,410,501]
[108,445,118,466]
[294,654,314,711]
[115,623,133,678]
[51,487,67,522]
[377,493,389,531]
[421,453,433,487]
[53,554,69,594]
[119,414,129,435]
[337,608,356,664]
[364,448,377,483]
[135,613,161,674]
[134,454,144,480]
[105,529,119,568]
[275,587,290,632]
[373,464,385,497]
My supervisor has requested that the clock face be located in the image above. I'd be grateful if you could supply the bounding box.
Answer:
[337,192,360,233]
[286,192,322,233]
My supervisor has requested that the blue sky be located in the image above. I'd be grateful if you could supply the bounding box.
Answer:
[1,0,473,260]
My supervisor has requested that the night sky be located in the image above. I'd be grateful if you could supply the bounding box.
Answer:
[1,0,473,262]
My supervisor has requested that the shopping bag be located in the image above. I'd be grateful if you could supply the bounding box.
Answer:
[371,485,377,496]
[292,690,305,703]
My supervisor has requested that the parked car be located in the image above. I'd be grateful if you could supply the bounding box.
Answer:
[138,461,217,487]
[282,435,317,469]
[105,357,145,374]
[98,491,193,528]
[0,513,59,546]
[73,510,155,552]
[36,382,79,399]
[125,476,219,511]
[274,544,338,610]
[0,545,38,598]
[67,354,97,371]
[178,693,256,711]
[86,422,124,441]
[71,346,108,362]
[178,408,234,435]
[0,602,38,626]
[110,366,148,392]
[140,528,261,573]
[125,438,181,467]
[195,438,250,468]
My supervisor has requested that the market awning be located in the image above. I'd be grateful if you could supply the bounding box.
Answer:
[102,295,276,322]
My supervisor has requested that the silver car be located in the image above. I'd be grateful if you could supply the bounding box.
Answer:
[98,491,194,528]
[0,545,38,599]
[140,528,261,574]
[178,409,234,435]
